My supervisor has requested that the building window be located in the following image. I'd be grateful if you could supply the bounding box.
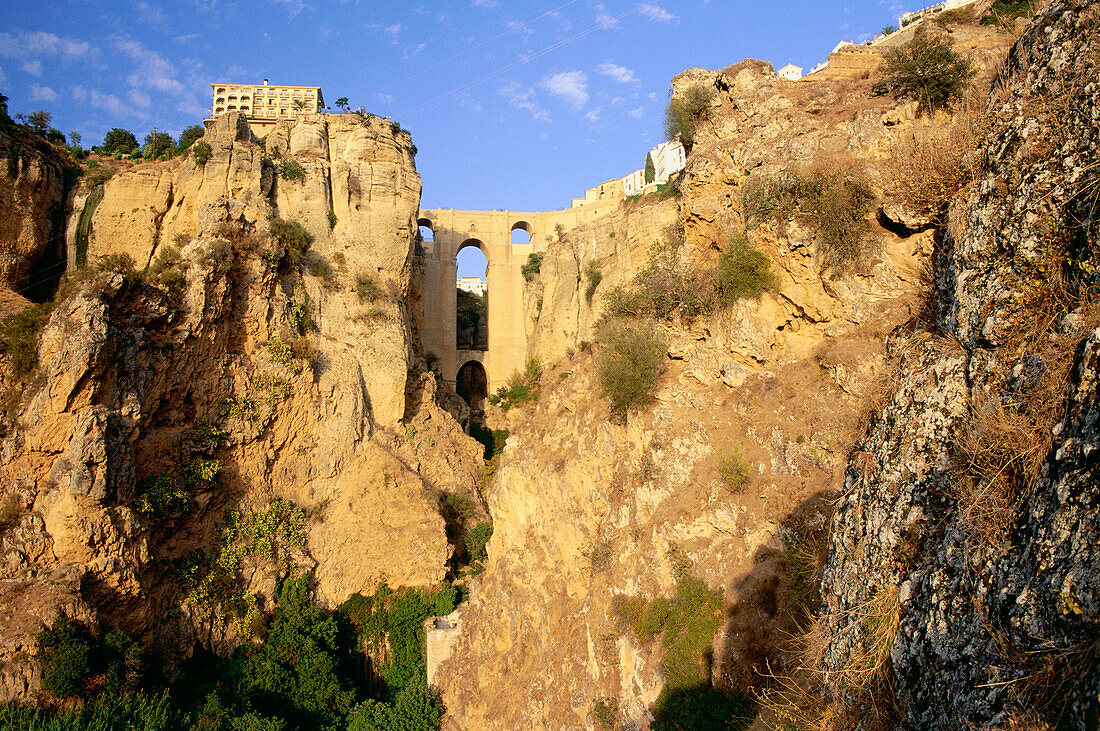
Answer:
[215,106,224,113]
[217,87,225,94]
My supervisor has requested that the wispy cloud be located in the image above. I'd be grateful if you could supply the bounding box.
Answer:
[402,42,426,61]
[595,62,638,85]
[541,70,588,108]
[472,0,499,7]
[373,23,402,43]
[72,85,128,117]
[114,38,186,94]
[174,33,200,43]
[0,31,92,60]
[273,0,309,17]
[585,107,600,123]
[501,81,549,122]
[628,107,643,119]
[639,2,677,23]
[29,84,57,102]
[21,59,42,75]
[595,3,618,28]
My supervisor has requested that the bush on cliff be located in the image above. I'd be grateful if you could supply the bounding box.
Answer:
[879,29,976,114]
[664,83,715,151]
[596,317,667,414]
[0,303,51,378]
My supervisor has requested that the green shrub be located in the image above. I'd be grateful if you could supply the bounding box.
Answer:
[0,691,189,730]
[717,234,775,304]
[95,252,138,278]
[489,357,542,411]
[191,140,212,166]
[742,166,875,274]
[134,473,190,516]
[584,260,603,304]
[465,521,493,565]
[604,237,713,321]
[277,158,306,182]
[103,128,138,154]
[357,274,383,302]
[327,210,338,230]
[881,23,898,35]
[177,124,205,151]
[717,451,750,493]
[468,423,508,460]
[0,303,50,378]
[663,83,714,150]
[591,697,619,731]
[596,318,667,414]
[521,252,543,282]
[879,30,976,114]
[253,373,291,400]
[268,216,313,269]
[36,615,93,697]
[981,0,1031,25]
[180,458,221,488]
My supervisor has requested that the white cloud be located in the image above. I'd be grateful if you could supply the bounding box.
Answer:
[501,82,549,122]
[402,42,426,61]
[595,62,638,85]
[628,107,643,119]
[21,60,42,75]
[378,23,402,42]
[595,3,618,28]
[114,38,186,94]
[647,91,658,101]
[472,0,499,6]
[585,108,600,123]
[273,0,309,16]
[135,1,167,25]
[541,70,588,108]
[639,3,677,23]
[376,93,394,105]
[0,67,7,85]
[0,31,91,60]
[174,33,200,43]
[29,84,57,102]
[73,86,128,117]
[129,89,151,108]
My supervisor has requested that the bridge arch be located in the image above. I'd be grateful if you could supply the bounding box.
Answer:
[417,217,435,240]
[456,360,488,410]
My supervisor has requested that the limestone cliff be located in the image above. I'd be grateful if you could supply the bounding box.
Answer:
[819,2,1100,727]
[430,16,1027,729]
[0,112,484,702]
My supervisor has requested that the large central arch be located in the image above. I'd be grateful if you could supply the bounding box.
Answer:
[417,206,608,392]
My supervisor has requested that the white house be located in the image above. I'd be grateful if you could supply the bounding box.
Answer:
[777,63,803,81]
[651,140,686,184]
[622,168,646,197]
[457,277,486,296]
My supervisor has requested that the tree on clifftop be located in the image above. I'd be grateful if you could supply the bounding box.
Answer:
[103,128,138,153]
[880,29,975,114]
[176,124,205,151]
[645,152,655,184]
[663,83,714,151]
[335,97,350,112]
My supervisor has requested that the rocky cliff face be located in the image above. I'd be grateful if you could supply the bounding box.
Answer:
[430,19,1027,729]
[819,1,1100,727]
[0,130,72,302]
[0,112,484,702]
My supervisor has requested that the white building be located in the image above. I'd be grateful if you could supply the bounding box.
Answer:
[777,63,803,81]
[457,277,486,296]
[622,169,646,197]
[651,140,686,184]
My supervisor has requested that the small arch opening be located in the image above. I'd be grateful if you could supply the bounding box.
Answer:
[417,218,435,243]
[456,240,487,352]
[511,221,532,246]
[456,360,488,411]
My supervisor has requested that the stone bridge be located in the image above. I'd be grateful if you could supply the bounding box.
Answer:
[418,203,615,400]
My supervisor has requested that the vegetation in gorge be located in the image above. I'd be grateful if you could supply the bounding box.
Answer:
[879,29,976,114]
[596,317,667,414]
[489,356,542,411]
[13,574,457,730]
[612,567,750,730]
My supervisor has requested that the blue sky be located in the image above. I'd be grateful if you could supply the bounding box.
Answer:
[2,0,906,216]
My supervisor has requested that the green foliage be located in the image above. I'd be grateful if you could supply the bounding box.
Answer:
[881,23,899,35]
[144,130,175,159]
[0,691,189,730]
[277,158,306,182]
[191,140,212,166]
[252,373,291,401]
[521,252,543,282]
[456,288,487,350]
[335,97,350,112]
[718,451,750,493]
[268,216,313,270]
[327,210,338,230]
[488,357,542,411]
[177,124,205,151]
[0,303,50,378]
[663,83,714,150]
[265,336,295,368]
[981,0,1031,25]
[181,458,221,488]
[356,274,383,303]
[191,417,228,443]
[36,616,93,697]
[879,30,976,114]
[584,260,603,304]
[614,570,746,730]
[95,252,138,278]
[133,473,191,516]
[221,395,261,425]
[468,423,508,460]
[347,682,444,731]
[742,167,876,273]
[591,697,619,730]
[103,128,138,153]
[644,152,656,184]
[717,234,775,304]
[604,236,713,321]
[465,522,493,566]
[596,318,667,414]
